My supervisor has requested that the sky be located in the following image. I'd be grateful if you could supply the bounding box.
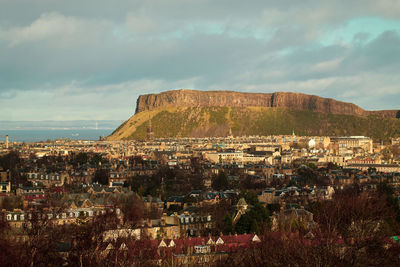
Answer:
[1,0,400,121]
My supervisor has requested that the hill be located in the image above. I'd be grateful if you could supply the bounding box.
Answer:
[134,89,399,118]
[108,90,400,141]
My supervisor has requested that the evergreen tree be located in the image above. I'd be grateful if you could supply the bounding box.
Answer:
[212,171,229,191]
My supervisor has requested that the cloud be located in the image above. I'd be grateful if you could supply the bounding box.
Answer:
[0,1,399,120]
[0,77,203,120]
[0,13,76,46]
[312,58,344,72]
[125,13,157,35]
[0,12,112,47]
[0,90,17,99]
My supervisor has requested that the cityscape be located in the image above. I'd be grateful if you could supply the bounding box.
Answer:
[1,1,400,266]
[1,131,400,265]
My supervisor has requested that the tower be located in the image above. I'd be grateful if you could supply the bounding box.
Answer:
[233,198,248,225]
[291,129,296,144]
[147,117,154,141]
[5,135,8,149]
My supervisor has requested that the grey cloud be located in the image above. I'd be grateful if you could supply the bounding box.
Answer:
[0,1,399,120]
[333,30,400,76]
[2,1,399,27]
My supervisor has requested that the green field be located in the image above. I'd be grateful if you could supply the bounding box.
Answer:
[108,106,400,141]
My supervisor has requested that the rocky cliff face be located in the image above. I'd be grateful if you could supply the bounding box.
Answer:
[135,89,398,118]
[135,90,274,113]
[270,92,366,116]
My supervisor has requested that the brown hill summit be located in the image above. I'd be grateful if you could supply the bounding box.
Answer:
[108,90,400,141]
[135,89,398,118]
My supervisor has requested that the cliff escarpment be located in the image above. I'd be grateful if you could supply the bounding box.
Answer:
[135,89,398,118]
[135,90,275,113]
[108,90,400,141]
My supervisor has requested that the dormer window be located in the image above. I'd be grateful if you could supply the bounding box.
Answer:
[158,240,167,247]
[216,237,224,245]
[168,240,176,247]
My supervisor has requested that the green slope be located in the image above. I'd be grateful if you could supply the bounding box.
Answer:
[108,106,400,141]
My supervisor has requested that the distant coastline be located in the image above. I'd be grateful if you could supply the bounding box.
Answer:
[0,129,113,142]
[0,120,122,131]
[0,120,122,142]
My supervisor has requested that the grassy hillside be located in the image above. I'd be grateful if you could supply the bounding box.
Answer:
[107,107,400,141]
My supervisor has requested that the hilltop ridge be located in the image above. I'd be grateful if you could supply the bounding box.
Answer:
[108,90,400,141]
[135,89,399,118]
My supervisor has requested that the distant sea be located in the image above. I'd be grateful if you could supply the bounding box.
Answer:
[0,120,123,142]
[0,129,113,142]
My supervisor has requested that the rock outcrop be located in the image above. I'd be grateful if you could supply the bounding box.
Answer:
[107,89,400,141]
[135,89,398,118]
[135,90,274,113]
